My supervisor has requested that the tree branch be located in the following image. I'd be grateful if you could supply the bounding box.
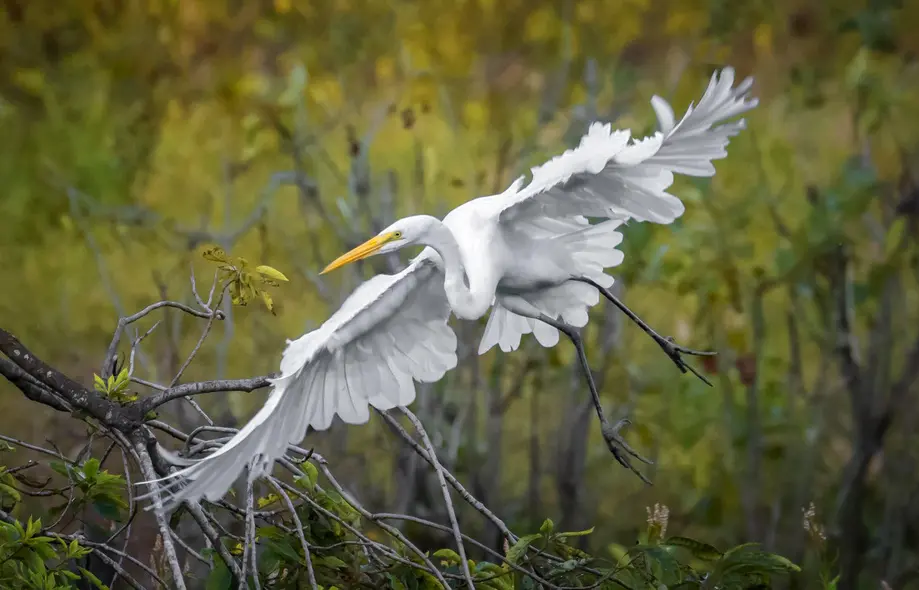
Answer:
[0,328,142,430]
[400,407,475,590]
[141,375,274,413]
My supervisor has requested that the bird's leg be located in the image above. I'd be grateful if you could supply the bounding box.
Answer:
[536,314,652,483]
[576,278,715,387]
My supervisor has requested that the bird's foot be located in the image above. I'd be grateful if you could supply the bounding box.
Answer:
[600,418,653,485]
[653,335,715,387]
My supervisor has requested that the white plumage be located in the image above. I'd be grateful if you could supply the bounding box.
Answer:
[143,67,757,509]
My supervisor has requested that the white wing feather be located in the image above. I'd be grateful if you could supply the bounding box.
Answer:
[481,67,757,353]
[496,67,758,227]
[143,252,457,510]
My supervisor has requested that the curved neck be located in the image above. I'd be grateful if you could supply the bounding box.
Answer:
[423,221,492,320]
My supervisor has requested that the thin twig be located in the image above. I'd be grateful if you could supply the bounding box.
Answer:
[186,500,244,579]
[103,300,223,378]
[133,435,188,590]
[267,478,318,589]
[0,434,73,463]
[376,409,518,543]
[142,375,274,413]
[400,407,475,590]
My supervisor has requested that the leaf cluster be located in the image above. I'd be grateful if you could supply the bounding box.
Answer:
[0,517,96,590]
[48,458,128,523]
[202,246,289,314]
[92,368,136,403]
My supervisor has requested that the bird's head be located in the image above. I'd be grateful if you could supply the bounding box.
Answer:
[320,215,439,275]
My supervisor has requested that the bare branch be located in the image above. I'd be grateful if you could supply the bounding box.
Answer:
[0,358,72,414]
[400,407,475,590]
[103,300,224,379]
[0,329,140,430]
[266,478,318,589]
[376,409,518,543]
[133,434,188,590]
[314,461,452,589]
[142,375,274,413]
[185,500,244,580]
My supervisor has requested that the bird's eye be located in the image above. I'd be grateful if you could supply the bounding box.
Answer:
[393,231,402,239]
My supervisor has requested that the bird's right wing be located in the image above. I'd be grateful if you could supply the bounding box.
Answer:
[142,252,456,509]
[477,68,756,354]
[495,67,758,229]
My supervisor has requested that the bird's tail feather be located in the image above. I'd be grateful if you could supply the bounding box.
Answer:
[136,371,306,511]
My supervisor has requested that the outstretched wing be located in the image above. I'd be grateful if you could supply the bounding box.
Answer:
[496,67,758,228]
[478,67,756,354]
[144,252,456,509]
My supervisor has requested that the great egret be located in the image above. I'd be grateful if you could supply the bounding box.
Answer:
[146,67,757,508]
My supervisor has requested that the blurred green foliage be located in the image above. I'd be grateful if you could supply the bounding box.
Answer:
[1,0,918,588]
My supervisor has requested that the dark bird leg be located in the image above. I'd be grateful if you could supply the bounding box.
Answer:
[575,278,715,387]
[536,314,652,484]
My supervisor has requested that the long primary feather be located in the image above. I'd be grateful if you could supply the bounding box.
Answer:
[139,253,457,511]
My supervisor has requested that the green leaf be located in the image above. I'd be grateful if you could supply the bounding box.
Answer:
[433,548,461,565]
[205,556,233,590]
[722,550,801,574]
[32,540,58,561]
[92,497,123,521]
[82,458,100,479]
[78,567,110,590]
[664,536,722,560]
[263,538,301,564]
[0,482,22,503]
[722,542,761,560]
[505,534,540,565]
[25,517,41,538]
[49,461,70,479]
[297,460,319,490]
[385,573,407,590]
[256,265,289,282]
[93,374,107,393]
[556,526,594,539]
[538,518,554,535]
[316,555,348,569]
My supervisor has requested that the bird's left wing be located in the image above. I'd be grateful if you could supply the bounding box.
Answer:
[495,67,758,228]
[143,252,456,510]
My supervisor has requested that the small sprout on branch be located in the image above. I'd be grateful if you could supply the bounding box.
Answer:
[92,368,137,403]
[201,245,289,314]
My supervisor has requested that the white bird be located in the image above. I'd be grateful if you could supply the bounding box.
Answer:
[145,67,757,508]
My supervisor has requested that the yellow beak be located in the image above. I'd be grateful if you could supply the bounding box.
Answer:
[320,233,397,275]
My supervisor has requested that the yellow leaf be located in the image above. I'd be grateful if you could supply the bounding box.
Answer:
[255,265,289,282]
[261,290,275,315]
[257,494,279,508]
[202,246,228,263]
